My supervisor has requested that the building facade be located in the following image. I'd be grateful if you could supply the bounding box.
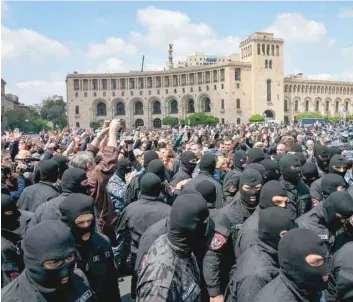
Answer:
[66,32,353,129]
[1,79,20,130]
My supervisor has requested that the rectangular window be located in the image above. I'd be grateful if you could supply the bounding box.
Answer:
[237,83,240,89]
[234,70,241,81]
[267,79,272,103]
[221,84,224,89]
[93,80,98,90]
[111,79,116,90]
[74,79,79,91]
[102,79,107,90]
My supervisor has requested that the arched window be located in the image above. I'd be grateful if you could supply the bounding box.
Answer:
[153,118,162,128]
[284,100,288,112]
[76,122,80,128]
[305,100,309,112]
[276,45,279,56]
[96,102,106,116]
[266,44,270,55]
[271,45,274,56]
[269,60,272,69]
[236,99,240,109]
[135,119,144,127]
[345,101,349,112]
[75,105,79,114]
[187,99,195,113]
[316,100,319,112]
[170,100,178,113]
[257,44,260,55]
[237,118,241,125]
[116,103,125,115]
[336,101,339,113]
[152,101,161,114]
[135,101,143,115]
[265,60,268,68]
[262,44,265,55]
[326,101,329,112]
[221,99,224,110]
[267,79,272,103]
[295,100,298,111]
[203,98,211,112]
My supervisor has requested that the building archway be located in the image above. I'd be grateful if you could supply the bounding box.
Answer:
[116,102,125,115]
[169,99,179,114]
[152,100,161,114]
[263,110,275,119]
[135,119,144,127]
[75,122,80,127]
[200,97,211,112]
[134,101,144,115]
[153,118,162,128]
[96,102,107,116]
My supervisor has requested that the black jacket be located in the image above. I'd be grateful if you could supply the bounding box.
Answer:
[16,182,59,212]
[280,177,311,220]
[76,232,121,302]
[1,268,94,302]
[170,166,191,186]
[203,196,253,297]
[310,178,323,202]
[253,272,322,302]
[225,241,279,302]
[124,171,145,206]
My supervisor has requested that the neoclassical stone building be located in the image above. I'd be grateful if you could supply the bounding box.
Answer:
[66,32,353,128]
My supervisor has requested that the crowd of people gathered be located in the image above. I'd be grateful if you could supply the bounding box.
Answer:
[1,118,353,302]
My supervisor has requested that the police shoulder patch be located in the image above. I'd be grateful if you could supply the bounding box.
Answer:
[210,233,227,251]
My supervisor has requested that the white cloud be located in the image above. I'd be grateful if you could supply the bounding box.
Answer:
[134,7,242,57]
[7,80,66,105]
[342,46,353,57]
[1,26,70,61]
[307,68,353,81]
[338,8,353,18]
[87,37,137,58]
[266,13,327,44]
[95,18,108,24]
[94,57,131,73]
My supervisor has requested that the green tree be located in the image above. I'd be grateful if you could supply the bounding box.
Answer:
[162,117,179,126]
[187,112,219,126]
[294,112,324,121]
[90,121,101,130]
[248,114,265,122]
[40,97,67,129]
[4,108,51,132]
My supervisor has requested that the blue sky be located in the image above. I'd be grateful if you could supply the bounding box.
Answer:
[1,1,353,105]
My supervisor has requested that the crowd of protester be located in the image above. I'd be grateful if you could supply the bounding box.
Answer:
[1,118,353,302]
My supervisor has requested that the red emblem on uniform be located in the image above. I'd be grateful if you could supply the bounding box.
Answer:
[210,233,226,251]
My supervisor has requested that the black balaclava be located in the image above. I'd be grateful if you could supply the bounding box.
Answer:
[247,148,265,164]
[259,180,287,209]
[279,228,329,292]
[200,153,216,175]
[245,163,266,178]
[279,154,302,184]
[329,155,348,177]
[292,143,303,152]
[116,159,132,180]
[143,150,159,168]
[140,172,161,197]
[180,151,197,173]
[59,193,95,246]
[168,194,209,251]
[147,159,166,182]
[52,155,68,179]
[260,159,281,182]
[1,194,20,230]
[233,149,247,171]
[335,242,353,301]
[314,145,330,172]
[258,207,296,250]
[294,152,306,167]
[323,191,353,227]
[329,146,342,158]
[40,159,59,183]
[61,167,88,194]
[23,220,76,292]
[239,169,263,208]
[321,173,347,198]
[195,180,217,208]
[302,162,320,187]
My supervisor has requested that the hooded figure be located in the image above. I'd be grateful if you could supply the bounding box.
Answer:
[245,163,266,179]
[329,155,348,178]
[116,159,132,181]
[184,153,224,209]
[254,228,329,302]
[296,191,353,254]
[321,173,347,199]
[239,169,263,209]
[314,144,330,176]
[247,148,265,164]
[28,168,88,228]
[260,159,281,183]
[302,162,320,187]
[17,159,60,212]
[294,152,306,167]
[59,193,121,302]
[170,151,197,186]
[195,179,219,218]
[226,207,296,302]
[2,220,94,302]
[1,194,21,231]
[235,180,288,257]
[52,154,68,180]
[326,242,353,302]
[233,150,247,171]
[136,194,208,301]
[279,154,311,220]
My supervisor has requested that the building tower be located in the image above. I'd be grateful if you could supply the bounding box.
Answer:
[168,44,174,69]
[239,32,284,121]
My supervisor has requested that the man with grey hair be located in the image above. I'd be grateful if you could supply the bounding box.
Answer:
[306,139,315,161]
[71,119,121,240]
